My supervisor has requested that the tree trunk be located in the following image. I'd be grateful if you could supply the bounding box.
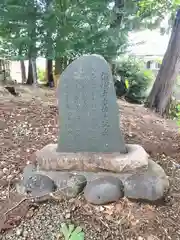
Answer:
[26,59,33,85]
[63,56,68,70]
[54,58,63,75]
[54,56,72,74]
[20,60,26,84]
[46,59,54,87]
[26,58,37,85]
[54,57,65,88]
[32,59,38,86]
[146,9,180,116]
[110,0,124,28]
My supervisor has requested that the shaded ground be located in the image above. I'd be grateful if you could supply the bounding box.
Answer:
[0,85,180,239]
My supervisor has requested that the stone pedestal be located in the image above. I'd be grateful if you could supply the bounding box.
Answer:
[17,143,169,205]
[35,143,149,173]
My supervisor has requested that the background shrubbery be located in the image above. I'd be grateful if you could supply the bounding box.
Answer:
[113,56,180,123]
[167,75,180,120]
[37,68,47,84]
[113,56,154,104]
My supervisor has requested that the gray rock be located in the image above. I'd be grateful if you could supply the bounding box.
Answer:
[16,164,38,196]
[22,163,37,184]
[35,159,169,202]
[57,54,127,153]
[64,174,87,197]
[84,176,124,205]
[25,174,57,198]
[124,159,169,201]
[37,171,87,198]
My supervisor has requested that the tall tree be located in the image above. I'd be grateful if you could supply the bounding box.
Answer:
[43,0,55,86]
[20,60,26,83]
[0,0,178,87]
[146,8,180,116]
[26,0,39,84]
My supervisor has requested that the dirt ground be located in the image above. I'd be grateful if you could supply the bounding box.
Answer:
[0,85,180,239]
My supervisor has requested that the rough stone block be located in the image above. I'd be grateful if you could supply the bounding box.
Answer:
[35,143,149,173]
[37,159,169,202]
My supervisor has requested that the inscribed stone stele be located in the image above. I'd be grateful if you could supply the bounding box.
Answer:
[57,54,127,153]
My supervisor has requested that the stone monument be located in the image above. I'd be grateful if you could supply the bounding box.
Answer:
[18,54,169,205]
[57,54,127,153]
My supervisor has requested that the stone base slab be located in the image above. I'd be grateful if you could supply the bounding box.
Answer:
[37,159,169,202]
[35,143,149,174]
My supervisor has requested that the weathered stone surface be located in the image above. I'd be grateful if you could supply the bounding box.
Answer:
[24,174,57,198]
[38,170,131,183]
[84,176,124,205]
[36,143,149,173]
[16,163,39,196]
[124,159,169,201]
[37,171,87,198]
[57,54,127,153]
[22,163,37,184]
[37,158,169,202]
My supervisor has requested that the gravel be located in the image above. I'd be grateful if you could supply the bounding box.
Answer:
[1,197,136,240]
[3,202,66,240]
[1,88,180,240]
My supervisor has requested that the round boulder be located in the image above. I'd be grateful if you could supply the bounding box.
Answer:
[124,159,169,201]
[25,174,57,198]
[35,171,87,199]
[84,176,124,205]
[22,163,37,184]
[60,174,87,198]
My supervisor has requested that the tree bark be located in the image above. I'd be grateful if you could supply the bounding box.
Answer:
[146,9,180,116]
[26,0,37,85]
[32,58,38,86]
[20,60,26,84]
[55,58,63,75]
[46,59,54,87]
[26,58,37,85]
[26,59,33,85]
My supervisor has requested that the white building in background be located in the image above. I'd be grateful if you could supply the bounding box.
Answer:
[127,30,170,73]
[128,30,180,100]
[9,30,171,82]
[10,57,46,83]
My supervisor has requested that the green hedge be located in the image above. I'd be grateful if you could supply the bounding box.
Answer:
[37,68,47,84]
[113,57,155,103]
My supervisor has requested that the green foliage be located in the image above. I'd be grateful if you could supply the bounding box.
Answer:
[155,58,162,64]
[0,0,40,59]
[177,104,180,130]
[0,0,178,69]
[176,75,180,85]
[168,96,180,120]
[60,223,85,240]
[115,57,154,103]
[0,0,178,63]
[37,67,46,84]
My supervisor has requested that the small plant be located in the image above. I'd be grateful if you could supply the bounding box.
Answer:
[60,223,85,240]
[37,67,47,84]
[176,104,180,131]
